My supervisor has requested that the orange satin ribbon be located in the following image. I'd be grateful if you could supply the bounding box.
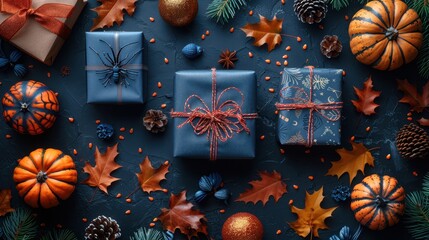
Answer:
[0,0,74,40]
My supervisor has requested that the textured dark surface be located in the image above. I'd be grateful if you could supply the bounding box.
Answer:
[0,0,427,239]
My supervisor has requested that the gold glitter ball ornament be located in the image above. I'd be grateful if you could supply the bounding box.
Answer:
[222,212,263,240]
[158,0,198,27]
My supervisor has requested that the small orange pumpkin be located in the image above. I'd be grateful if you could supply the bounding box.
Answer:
[13,148,77,208]
[2,80,60,135]
[349,0,423,71]
[350,174,405,230]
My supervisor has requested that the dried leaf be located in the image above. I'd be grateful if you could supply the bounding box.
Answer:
[90,0,137,31]
[418,118,429,126]
[397,79,429,113]
[289,187,337,238]
[326,142,375,184]
[351,76,381,115]
[235,171,287,205]
[0,189,14,216]
[83,143,122,194]
[240,15,283,52]
[136,156,170,194]
[158,191,208,239]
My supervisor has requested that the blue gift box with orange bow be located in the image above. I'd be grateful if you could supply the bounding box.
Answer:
[171,69,257,160]
[276,67,343,146]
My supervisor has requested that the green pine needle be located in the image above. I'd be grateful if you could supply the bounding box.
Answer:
[405,191,429,239]
[328,0,367,11]
[2,209,38,240]
[40,229,77,240]
[129,227,165,240]
[206,0,247,25]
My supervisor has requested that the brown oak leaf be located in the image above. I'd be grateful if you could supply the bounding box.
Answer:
[83,143,122,194]
[90,0,137,31]
[235,171,287,205]
[136,156,170,194]
[158,191,208,239]
[351,76,381,115]
[326,142,375,184]
[0,189,14,216]
[241,15,283,52]
[397,79,429,113]
[289,187,337,238]
[418,118,429,126]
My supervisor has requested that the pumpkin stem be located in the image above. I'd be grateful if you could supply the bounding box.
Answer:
[386,27,399,40]
[20,102,29,112]
[36,171,47,183]
[376,195,387,208]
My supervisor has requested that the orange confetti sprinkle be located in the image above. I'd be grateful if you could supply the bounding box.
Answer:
[276,61,281,66]
[297,37,302,42]
[149,223,155,228]
[413,171,418,176]
[283,60,288,66]
[82,218,88,223]
[73,149,78,155]
[248,52,254,58]
[342,70,346,76]
[308,176,314,181]
[286,46,291,51]
[249,10,253,16]
[260,135,265,140]
[281,0,285,4]
[149,17,155,22]
[320,157,325,163]
[68,117,74,123]
[148,196,154,201]
[265,59,271,64]
[153,217,158,222]
[164,58,169,64]
[350,136,355,142]
[302,44,308,50]
[149,38,155,43]
[55,92,59,96]
[88,143,93,149]
[219,209,226,213]
[205,30,210,35]
[344,15,349,21]
[161,103,167,109]
[125,210,131,215]
[305,149,311,154]
[28,64,34,69]
[5,134,12,139]
[293,184,299,190]
[269,88,275,93]
[164,160,169,165]
[366,126,371,132]
[407,117,413,121]
[116,193,122,198]
[319,24,324,30]
[126,198,132,203]
[119,135,125,140]
[157,82,162,88]
[201,34,206,40]
[152,92,158,97]
[265,76,271,81]
[120,127,126,132]
[282,54,288,59]
[274,110,279,115]
[289,199,294,205]
[95,120,101,124]
[162,189,168,193]
[129,128,134,134]
[47,72,51,78]
[276,229,282,235]
[230,27,234,33]
[386,154,391,160]
[138,148,143,153]
[280,148,285,155]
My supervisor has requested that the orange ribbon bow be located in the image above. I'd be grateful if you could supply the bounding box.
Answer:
[171,68,257,160]
[0,0,74,40]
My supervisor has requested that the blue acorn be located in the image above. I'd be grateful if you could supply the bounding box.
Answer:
[194,172,229,203]
[96,123,115,140]
[214,188,229,200]
[182,43,203,59]
[0,49,28,77]
[194,190,208,203]
[13,64,28,78]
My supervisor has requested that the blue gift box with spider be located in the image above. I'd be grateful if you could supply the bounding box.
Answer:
[275,67,343,146]
[86,32,144,104]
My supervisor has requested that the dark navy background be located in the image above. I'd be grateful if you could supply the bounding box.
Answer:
[0,0,427,239]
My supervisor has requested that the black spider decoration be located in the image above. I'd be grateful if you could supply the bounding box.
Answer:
[89,39,143,87]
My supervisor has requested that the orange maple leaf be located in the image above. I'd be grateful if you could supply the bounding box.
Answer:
[241,15,283,52]
[90,0,137,31]
[136,156,170,194]
[351,76,381,115]
[326,142,375,184]
[0,189,14,216]
[289,187,337,238]
[158,191,208,239]
[397,79,429,113]
[83,143,122,194]
[235,170,287,205]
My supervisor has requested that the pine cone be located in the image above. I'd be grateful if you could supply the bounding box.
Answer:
[331,185,350,202]
[294,0,328,24]
[320,35,342,58]
[84,215,121,240]
[396,123,429,160]
[143,109,168,133]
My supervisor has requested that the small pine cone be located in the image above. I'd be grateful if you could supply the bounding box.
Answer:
[143,109,168,133]
[331,185,351,202]
[396,123,429,160]
[320,35,342,58]
[84,215,121,240]
[294,0,328,24]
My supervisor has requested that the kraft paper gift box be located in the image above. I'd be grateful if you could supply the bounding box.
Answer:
[171,69,257,160]
[86,32,144,104]
[276,67,343,146]
[0,0,87,65]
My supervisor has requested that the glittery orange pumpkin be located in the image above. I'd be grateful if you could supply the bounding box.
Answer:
[2,80,60,135]
[222,212,263,240]
[14,148,77,208]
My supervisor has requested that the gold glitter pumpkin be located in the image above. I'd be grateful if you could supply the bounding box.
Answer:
[222,212,264,240]
[158,0,198,27]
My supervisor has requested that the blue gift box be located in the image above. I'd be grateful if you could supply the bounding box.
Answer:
[171,69,257,160]
[86,32,144,104]
[276,67,343,146]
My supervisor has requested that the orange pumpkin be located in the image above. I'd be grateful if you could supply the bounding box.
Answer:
[350,174,405,230]
[13,148,77,208]
[349,0,423,71]
[2,80,60,135]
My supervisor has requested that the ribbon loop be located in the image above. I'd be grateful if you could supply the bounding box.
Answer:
[275,66,343,147]
[0,0,74,40]
[171,68,257,160]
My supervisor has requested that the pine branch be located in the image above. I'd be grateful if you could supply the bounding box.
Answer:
[2,209,38,240]
[206,0,247,24]
[405,191,429,239]
[129,227,166,240]
[40,229,77,240]
[328,0,367,11]
[417,25,429,79]
[423,172,429,196]
[405,0,429,23]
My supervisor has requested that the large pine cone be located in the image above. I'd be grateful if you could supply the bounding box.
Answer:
[84,215,121,240]
[143,109,168,133]
[396,123,429,160]
[294,0,328,24]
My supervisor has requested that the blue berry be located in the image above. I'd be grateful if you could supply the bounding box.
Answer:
[96,124,114,140]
